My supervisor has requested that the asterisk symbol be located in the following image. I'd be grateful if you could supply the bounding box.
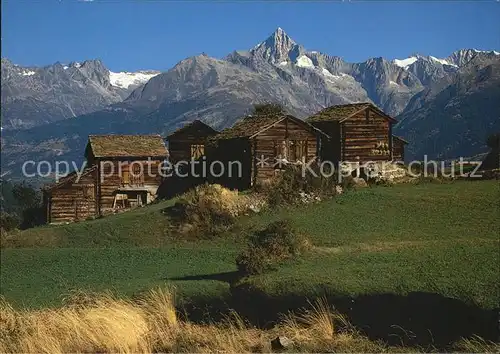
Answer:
[274,156,288,168]
[256,155,270,168]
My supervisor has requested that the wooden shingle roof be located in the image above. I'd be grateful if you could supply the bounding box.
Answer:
[86,135,168,158]
[44,165,98,191]
[392,135,409,144]
[214,114,329,141]
[215,115,284,140]
[306,102,397,123]
[167,120,218,139]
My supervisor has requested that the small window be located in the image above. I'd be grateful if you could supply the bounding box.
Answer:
[82,185,94,199]
[130,163,144,185]
[274,140,288,160]
[122,169,130,184]
[191,144,205,159]
[273,140,307,164]
[132,163,142,175]
[290,140,307,162]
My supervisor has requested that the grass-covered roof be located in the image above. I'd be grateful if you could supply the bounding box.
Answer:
[214,115,287,140]
[86,135,168,158]
[214,114,330,141]
[306,103,372,122]
[306,102,397,123]
[166,120,219,139]
[392,135,409,144]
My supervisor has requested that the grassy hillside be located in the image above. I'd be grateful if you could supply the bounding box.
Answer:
[1,199,177,248]
[1,180,498,311]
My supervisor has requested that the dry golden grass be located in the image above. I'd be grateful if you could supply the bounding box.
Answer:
[184,183,267,219]
[1,289,496,353]
[282,298,335,340]
[453,335,500,353]
[184,183,246,218]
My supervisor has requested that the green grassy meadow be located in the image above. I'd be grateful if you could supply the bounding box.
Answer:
[1,180,499,310]
[1,246,237,309]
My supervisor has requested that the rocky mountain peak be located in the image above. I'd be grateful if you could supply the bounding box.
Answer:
[446,49,499,68]
[251,27,302,64]
[446,49,478,67]
[79,59,105,69]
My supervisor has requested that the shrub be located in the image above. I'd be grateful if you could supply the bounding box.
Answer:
[236,220,310,275]
[0,212,20,232]
[266,164,338,207]
[167,184,248,238]
[235,247,272,276]
[267,167,303,206]
[339,175,356,190]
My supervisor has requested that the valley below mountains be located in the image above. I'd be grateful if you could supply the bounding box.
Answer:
[1,28,499,180]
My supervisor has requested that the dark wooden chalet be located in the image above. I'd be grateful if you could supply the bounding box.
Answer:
[210,114,327,189]
[45,135,168,223]
[392,135,408,162]
[166,120,219,163]
[162,120,219,197]
[306,103,397,163]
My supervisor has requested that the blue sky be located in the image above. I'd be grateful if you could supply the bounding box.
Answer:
[2,1,499,72]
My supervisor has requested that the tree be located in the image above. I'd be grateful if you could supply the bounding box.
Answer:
[251,102,286,117]
[12,182,41,211]
[11,182,45,229]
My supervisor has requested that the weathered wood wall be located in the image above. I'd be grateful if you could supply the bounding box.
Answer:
[169,136,203,164]
[252,118,318,185]
[308,121,341,163]
[97,159,164,215]
[48,169,97,224]
[168,126,218,164]
[341,108,392,162]
[392,138,406,162]
[208,138,252,190]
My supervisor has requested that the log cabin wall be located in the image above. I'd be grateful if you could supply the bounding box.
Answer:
[341,108,392,162]
[167,120,219,164]
[96,158,164,215]
[169,137,199,164]
[252,118,318,185]
[47,168,97,224]
[392,137,407,162]
[207,138,252,190]
[168,133,210,164]
[308,121,341,163]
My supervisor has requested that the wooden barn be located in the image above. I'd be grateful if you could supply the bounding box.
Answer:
[45,135,168,223]
[306,103,397,164]
[210,114,327,190]
[85,135,168,216]
[392,135,408,162]
[161,120,219,197]
[44,166,98,224]
[166,120,219,164]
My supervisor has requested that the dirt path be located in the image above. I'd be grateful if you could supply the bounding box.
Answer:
[311,238,498,254]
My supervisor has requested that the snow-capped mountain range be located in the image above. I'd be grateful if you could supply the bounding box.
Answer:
[108,70,160,89]
[1,28,499,178]
[2,29,498,131]
[393,49,499,69]
[1,58,160,129]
